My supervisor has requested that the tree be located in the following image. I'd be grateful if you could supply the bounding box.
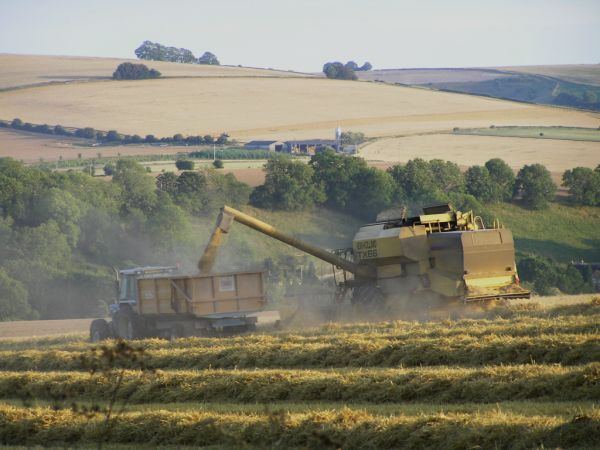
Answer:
[11,118,23,129]
[135,40,196,63]
[156,172,178,195]
[175,160,195,171]
[250,156,325,210]
[0,268,32,321]
[75,127,96,139]
[514,164,556,209]
[358,62,372,71]
[105,130,122,142]
[310,150,364,209]
[465,166,497,203]
[198,51,220,65]
[323,62,357,80]
[103,163,116,176]
[350,166,395,220]
[340,131,366,145]
[213,159,224,169]
[388,158,444,205]
[345,61,359,71]
[429,159,464,193]
[112,159,157,215]
[485,158,515,201]
[174,171,209,214]
[562,167,600,206]
[113,62,161,80]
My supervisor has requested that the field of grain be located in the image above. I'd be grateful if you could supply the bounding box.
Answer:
[2,72,599,142]
[360,133,600,172]
[0,54,309,90]
[0,298,598,448]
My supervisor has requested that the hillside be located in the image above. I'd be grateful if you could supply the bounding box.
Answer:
[0,54,310,90]
[357,65,600,111]
[1,56,598,142]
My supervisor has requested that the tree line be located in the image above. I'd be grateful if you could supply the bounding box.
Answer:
[1,118,229,146]
[135,40,219,65]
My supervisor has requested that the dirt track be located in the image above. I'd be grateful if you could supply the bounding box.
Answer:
[0,319,91,338]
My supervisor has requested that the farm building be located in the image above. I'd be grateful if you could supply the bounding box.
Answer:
[244,140,285,151]
[285,139,338,155]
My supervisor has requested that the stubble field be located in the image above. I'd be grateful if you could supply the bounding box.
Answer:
[0,297,598,448]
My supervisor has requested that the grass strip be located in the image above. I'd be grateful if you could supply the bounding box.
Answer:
[0,404,598,449]
[1,333,598,370]
[0,364,598,404]
[1,311,599,353]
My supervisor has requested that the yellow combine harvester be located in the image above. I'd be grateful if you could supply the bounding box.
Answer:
[200,204,529,310]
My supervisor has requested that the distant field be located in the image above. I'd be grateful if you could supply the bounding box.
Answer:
[0,54,309,89]
[360,133,600,172]
[2,77,598,142]
[454,126,600,142]
[357,68,510,84]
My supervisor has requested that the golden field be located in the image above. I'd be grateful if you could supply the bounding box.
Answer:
[0,54,307,89]
[1,58,599,142]
[0,298,598,448]
[360,133,600,172]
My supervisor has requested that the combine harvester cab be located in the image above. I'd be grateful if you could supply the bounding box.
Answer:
[90,266,280,341]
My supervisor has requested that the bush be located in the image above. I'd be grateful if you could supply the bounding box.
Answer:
[75,127,96,139]
[197,51,220,65]
[562,167,600,206]
[103,163,116,176]
[10,118,23,129]
[53,125,68,135]
[213,159,224,169]
[113,62,161,80]
[175,160,195,171]
[513,164,556,209]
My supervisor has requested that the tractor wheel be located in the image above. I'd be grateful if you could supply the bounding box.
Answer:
[90,319,111,342]
[113,307,144,340]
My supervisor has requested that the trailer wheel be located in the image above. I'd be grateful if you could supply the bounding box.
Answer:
[90,319,111,342]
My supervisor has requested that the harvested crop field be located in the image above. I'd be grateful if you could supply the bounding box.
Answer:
[2,76,598,142]
[360,133,600,172]
[0,54,308,90]
[1,297,599,448]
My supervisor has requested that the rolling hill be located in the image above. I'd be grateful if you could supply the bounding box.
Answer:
[1,55,598,143]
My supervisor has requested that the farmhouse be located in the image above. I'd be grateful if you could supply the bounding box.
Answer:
[285,139,338,155]
[244,140,284,151]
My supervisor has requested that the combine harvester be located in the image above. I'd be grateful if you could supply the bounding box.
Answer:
[199,204,530,311]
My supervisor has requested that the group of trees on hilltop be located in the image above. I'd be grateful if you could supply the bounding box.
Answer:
[135,40,220,65]
[323,61,372,80]
[113,62,161,80]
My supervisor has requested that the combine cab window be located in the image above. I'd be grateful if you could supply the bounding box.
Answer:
[119,275,137,301]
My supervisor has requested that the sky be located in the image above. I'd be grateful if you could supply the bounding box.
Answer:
[1,0,599,72]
